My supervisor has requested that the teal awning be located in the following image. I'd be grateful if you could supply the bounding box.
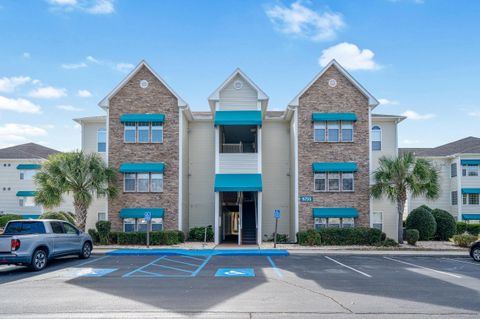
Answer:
[214,174,262,192]
[214,111,262,126]
[461,159,480,165]
[462,214,480,221]
[462,188,480,194]
[312,112,357,122]
[120,208,165,219]
[312,162,358,173]
[22,215,40,219]
[119,163,164,173]
[312,208,358,218]
[16,164,41,170]
[120,114,165,123]
[16,191,36,197]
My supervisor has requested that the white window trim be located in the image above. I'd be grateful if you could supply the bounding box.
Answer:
[124,122,164,144]
[137,123,150,144]
[151,123,164,144]
[314,121,355,143]
[123,172,164,193]
[372,125,382,151]
[123,173,137,192]
[372,211,383,230]
[97,128,107,153]
[124,122,137,143]
[314,172,355,192]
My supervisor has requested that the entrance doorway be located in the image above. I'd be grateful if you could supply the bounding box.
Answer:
[220,191,257,245]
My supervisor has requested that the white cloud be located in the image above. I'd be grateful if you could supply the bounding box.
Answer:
[56,104,84,112]
[378,98,399,105]
[47,0,114,15]
[115,63,135,73]
[0,96,41,113]
[86,55,100,64]
[468,111,480,118]
[85,0,114,14]
[48,0,77,5]
[61,62,87,69]
[319,42,381,71]
[85,55,133,72]
[77,89,92,97]
[0,76,32,93]
[0,123,48,148]
[29,86,67,99]
[266,1,344,41]
[401,110,436,120]
[22,52,31,59]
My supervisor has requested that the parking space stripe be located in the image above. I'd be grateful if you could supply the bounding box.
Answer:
[325,256,372,278]
[122,256,167,277]
[191,255,212,277]
[442,257,480,266]
[176,255,205,262]
[77,255,110,266]
[266,256,283,278]
[151,263,194,273]
[384,257,462,278]
[162,257,201,267]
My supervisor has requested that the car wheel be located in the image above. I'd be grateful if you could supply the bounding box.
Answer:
[79,242,92,259]
[472,246,480,262]
[29,249,48,271]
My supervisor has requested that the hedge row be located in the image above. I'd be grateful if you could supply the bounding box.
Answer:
[88,229,185,245]
[456,222,480,236]
[0,214,22,228]
[296,227,394,246]
[188,226,214,242]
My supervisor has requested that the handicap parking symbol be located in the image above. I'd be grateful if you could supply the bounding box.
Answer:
[215,268,255,277]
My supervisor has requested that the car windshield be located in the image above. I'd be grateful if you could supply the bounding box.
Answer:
[4,222,46,235]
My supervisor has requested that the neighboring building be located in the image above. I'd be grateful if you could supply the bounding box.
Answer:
[0,143,74,218]
[401,137,480,223]
[76,59,405,243]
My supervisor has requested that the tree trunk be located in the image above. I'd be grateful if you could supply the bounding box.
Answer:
[397,192,407,244]
[74,200,88,231]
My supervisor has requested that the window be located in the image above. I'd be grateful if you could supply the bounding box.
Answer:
[372,126,382,151]
[341,121,353,142]
[63,222,78,235]
[314,218,327,230]
[314,173,326,192]
[151,122,163,143]
[124,173,137,192]
[137,219,148,232]
[97,128,106,152]
[137,173,150,192]
[98,212,106,221]
[328,173,340,191]
[19,197,35,207]
[150,173,163,192]
[463,193,467,205]
[50,221,64,234]
[342,218,354,228]
[327,121,339,142]
[372,212,383,230]
[123,218,135,232]
[137,123,150,143]
[124,122,136,143]
[451,163,457,177]
[451,191,458,205]
[122,218,163,232]
[342,173,354,192]
[315,217,354,229]
[4,222,46,235]
[20,170,36,180]
[314,122,326,142]
[462,164,479,177]
[328,218,341,228]
[152,218,163,231]
[469,193,479,205]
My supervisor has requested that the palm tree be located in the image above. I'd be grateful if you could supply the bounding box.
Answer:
[35,151,117,231]
[371,152,440,243]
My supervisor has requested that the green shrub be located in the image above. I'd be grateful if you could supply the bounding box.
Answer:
[406,207,437,240]
[117,232,147,245]
[108,231,120,245]
[456,222,480,236]
[88,229,100,245]
[419,205,432,212]
[297,229,321,246]
[0,214,22,228]
[95,221,111,245]
[382,238,399,247]
[452,233,478,247]
[431,209,456,240]
[189,226,214,242]
[174,230,185,243]
[117,231,183,245]
[318,227,383,246]
[40,211,75,224]
[406,229,420,245]
[162,230,180,245]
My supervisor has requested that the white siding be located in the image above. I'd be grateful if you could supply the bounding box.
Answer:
[181,110,189,232]
[218,153,258,173]
[289,111,297,240]
[262,121,291,240]
[188,121,215,228]
[218,74,258,110]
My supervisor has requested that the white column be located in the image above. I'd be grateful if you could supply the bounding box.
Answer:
[457,157,463,221]
[214,192,220,244]
[257,191,262,245]
[257,126,262,173]
[215,126,220,174]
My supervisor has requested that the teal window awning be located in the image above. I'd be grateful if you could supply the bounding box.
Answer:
[312,162,358,173]
[119,163,164,173]
[16,164,41,170]
[16,191,36,197]
[461,159,480,165]
[312,208,359,218]
[462,188,480,194]
[214,111,262,126]
[462,214,480,221]
[120,208,165,219]
[120,114,165,123]
[214,174,262,192]
[312,112,357,122]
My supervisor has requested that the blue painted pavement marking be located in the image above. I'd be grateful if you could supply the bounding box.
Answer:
[267,256,283,278]
[215,268,255,277]
[77,255,110,266]
[123,254,211,278]
[80,268,118,277]
[122,255,167,277]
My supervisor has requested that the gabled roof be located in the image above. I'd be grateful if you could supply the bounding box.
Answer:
[208,68,269,101]
[98,60,188,109]
[73,115,106,124]
[400,136,480,157]
[288,59,379,108]
[0,143,60,159]
[372,113,407,123]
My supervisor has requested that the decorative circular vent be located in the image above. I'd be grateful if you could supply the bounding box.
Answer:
[233,80,243,90]
[140,80,149,89]
[328,79,337,87]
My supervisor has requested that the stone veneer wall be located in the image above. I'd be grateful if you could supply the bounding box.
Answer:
[108,66,179,231]
[297,65,370,231]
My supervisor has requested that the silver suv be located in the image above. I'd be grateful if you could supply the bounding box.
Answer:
[0,219,93,271]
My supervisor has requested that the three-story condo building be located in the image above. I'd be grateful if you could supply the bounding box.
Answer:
[76,59,406,243]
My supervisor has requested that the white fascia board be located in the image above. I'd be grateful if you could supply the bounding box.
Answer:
[208,68,269,102]
[98,60,188,110]
[288,59,379,108]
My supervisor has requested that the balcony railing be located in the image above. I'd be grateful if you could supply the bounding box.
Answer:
[222,142,256,153]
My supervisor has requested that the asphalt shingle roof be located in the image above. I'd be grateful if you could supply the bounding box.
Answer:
[400,136,480,157]
[0,143,60,159]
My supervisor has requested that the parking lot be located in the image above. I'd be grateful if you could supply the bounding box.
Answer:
[0,251,479,318]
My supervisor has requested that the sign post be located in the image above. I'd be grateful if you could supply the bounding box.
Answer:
[144,211,152,248]
[273,209,280,248]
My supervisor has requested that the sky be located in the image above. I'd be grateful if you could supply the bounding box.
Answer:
[0,0,479,151]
